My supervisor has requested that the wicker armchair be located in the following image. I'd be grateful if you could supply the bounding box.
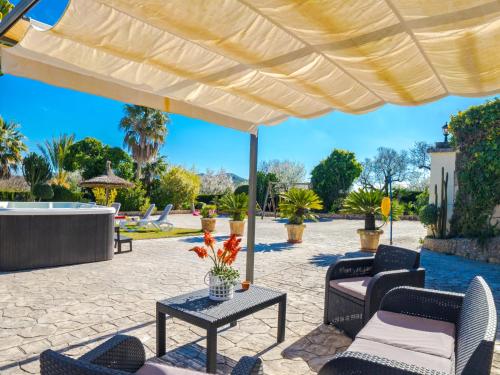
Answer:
[324,244,424,337]
[40,334,263,375]
[319,276,497,375]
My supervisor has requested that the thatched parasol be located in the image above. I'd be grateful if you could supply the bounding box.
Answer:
[80,161,133,205]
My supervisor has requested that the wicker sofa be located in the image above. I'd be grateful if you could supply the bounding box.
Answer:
[319,276,497,375]
[324,244,424,337]
[40,334,263,375]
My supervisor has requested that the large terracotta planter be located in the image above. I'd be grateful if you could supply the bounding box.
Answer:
[286,224,306,243]
[201,218,216,232]
[229,220,245,236]
[357,229,383,252]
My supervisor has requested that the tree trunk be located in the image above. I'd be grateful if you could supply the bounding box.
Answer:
[135,163,142,180]
[365,213,376,230]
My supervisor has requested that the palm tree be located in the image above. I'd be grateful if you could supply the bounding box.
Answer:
[39,134,75,187]
[119,105,169,179]
[0,116,27,178]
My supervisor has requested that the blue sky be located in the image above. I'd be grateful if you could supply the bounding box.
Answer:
[1,0,496,178]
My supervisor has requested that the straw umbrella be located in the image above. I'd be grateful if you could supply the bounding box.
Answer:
[80,161,133,205]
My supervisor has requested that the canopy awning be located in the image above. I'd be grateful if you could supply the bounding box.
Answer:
[1,0,500,132]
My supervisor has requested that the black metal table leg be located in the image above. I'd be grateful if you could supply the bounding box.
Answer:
[206,326,218,373]
[156,308,166,357]
[277,296,286,343]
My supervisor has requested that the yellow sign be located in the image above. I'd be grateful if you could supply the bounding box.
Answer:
[381,197,391,217]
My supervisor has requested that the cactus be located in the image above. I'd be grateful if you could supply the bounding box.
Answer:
[434,167,449,238]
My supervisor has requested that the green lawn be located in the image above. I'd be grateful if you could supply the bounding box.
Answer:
[123,227,203,240]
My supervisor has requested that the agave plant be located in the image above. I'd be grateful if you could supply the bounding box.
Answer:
[341,189,384,230]
[279,188,323,225]
[219,193,248,221]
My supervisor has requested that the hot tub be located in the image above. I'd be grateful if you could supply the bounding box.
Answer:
[0,202,115,271]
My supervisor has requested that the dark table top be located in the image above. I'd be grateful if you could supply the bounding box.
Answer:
[157,285,286,324]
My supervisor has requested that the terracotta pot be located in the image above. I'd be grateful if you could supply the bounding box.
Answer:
[357,229,384,252]
[201,218,217,232]
[229,220,245,236]
[286,224,306,243]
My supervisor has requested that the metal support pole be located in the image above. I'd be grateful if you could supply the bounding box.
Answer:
[389,176,393,245]
[0,0,40,38]
[246,131,258,283]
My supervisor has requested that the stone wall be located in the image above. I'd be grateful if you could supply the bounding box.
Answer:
[423,236,500,264]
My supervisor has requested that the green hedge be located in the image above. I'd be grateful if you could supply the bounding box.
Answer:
[450,98,500,239]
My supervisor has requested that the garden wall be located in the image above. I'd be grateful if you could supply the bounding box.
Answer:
[423,236,500,264]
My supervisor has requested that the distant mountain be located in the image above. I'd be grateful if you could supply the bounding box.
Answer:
[198,172,247,186]
[228,173,247,185]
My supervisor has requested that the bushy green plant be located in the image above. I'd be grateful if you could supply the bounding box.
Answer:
[449,98,500,238]
[116,181,148,211]
[152,166,200,209]
[311,149,362,211]
[139,197,157,215]
[52,184,82,201]
[419,204,438,237]
[219,193,248,221]
[341,189,384,230]
[234,184,249,195]
[33,183,54,201]
[200,204,217,218]
[279,188,323,225]
[22,153,53,200]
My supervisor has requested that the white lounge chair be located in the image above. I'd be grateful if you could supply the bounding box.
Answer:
[135,203,156,226]
[137,204,173,231]
[111,202,121,216]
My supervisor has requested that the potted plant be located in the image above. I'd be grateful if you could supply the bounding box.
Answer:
[219,193,248,236]
[341,189,385,252]
[200,204,217,232]
[279,188,323,243]
[189,232,242,301]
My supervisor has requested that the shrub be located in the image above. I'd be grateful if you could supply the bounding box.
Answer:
[151,166,200,209]
[234,184,249,195]
[116,182,148,211]
[139,197,157,215]
[92,187,117,206]
[22,152,52,199]
[196,194,222,205]
[52,184,81,201]
[200,204,217,218]
[419,204,438,237]
[33,183,54,201]
[449,98,500,238]
[341,189,384,230]
[311,149,362,211]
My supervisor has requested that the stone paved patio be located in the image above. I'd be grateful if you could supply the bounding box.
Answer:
[0,215,498,374]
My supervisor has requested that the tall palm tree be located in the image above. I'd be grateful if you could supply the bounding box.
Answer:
[39,134,75,187]
[0,116,27,178]
[119,105,169,179]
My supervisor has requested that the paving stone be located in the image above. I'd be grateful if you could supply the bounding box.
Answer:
[0,215,497,374]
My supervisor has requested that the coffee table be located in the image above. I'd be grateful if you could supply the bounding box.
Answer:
[156,285,287,373]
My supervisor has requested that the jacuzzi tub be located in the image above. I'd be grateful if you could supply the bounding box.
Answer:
[0,202,115,271]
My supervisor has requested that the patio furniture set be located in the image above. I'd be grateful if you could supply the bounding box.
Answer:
[39,245,497,375]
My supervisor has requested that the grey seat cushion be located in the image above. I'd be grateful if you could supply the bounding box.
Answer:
[329,277,371,300]
[349,338,453,374]
[135,362,206,375]
[357,310,456,359]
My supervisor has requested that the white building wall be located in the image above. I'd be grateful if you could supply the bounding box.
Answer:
[428,150,457,232]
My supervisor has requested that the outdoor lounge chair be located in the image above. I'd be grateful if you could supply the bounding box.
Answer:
[319,276,497,375]
[111,202,121,216]
[324,244,424,337]
[137,204,173,230]
[135,203,156,225]
[40,334,264,374]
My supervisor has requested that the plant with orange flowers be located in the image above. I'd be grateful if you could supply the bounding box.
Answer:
[189,231,242,284]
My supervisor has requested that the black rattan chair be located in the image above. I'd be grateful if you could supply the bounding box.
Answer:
[40,334,263,375]
[319,276,497,375]
[324,244,424,337]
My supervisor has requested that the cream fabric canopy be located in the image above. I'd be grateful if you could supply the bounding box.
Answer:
[2,0,500,132]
